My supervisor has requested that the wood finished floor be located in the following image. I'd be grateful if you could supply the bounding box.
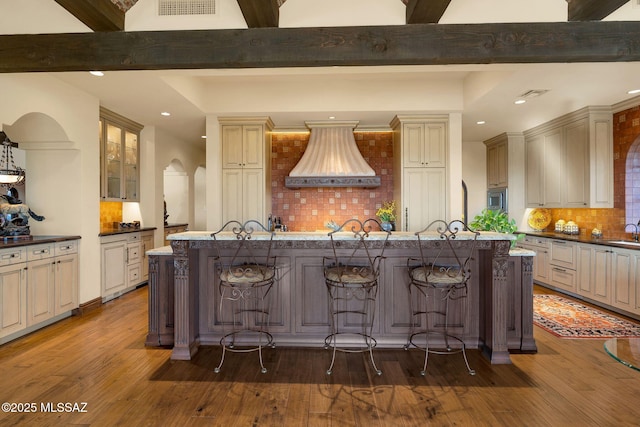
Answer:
[1,285,639,426]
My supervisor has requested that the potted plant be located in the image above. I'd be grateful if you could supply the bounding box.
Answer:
[469,209,524,247]
[376,200,396,231]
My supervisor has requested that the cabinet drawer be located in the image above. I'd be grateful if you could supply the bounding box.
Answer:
[550,240,577,269]
[127,243,141,264]
[27,244,54,261]
[127,233,141,243]
[522,236,549,249]
[550,266,577,291]
[55,240,78,256]
[128,264,141,283]
[0,248,26,266]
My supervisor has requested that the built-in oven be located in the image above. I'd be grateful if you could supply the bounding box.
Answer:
[487,187,507,213]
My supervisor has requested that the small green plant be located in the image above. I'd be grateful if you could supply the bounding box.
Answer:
[469,209,524,246]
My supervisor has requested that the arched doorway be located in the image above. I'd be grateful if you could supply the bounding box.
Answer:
[193,165,206,230]
[163,159,188,226]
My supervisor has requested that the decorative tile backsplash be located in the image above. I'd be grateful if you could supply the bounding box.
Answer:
[100,201,123,230]
[270,132,394,232]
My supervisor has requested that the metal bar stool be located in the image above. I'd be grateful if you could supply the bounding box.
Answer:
[211,220,277,374]
[405,219,478,376]
[323,218,390,376]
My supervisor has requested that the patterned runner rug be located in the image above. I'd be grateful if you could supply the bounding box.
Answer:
[533,294,640,338]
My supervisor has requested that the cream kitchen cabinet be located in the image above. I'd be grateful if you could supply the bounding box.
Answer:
[399,121,446,168]
[485,138,508,188]
[141,230,155,281]
[402,168,446,232]
[577,243,612,305]
[163,224,187,245]
[100,107,143,202]
[0,248,27,339]
[1,239,79,344]
[518,236,550,284]
[26,244,56,326]
[391,115,448,232]
[524,106,613,208]
[220,117,273,224]
[101,230,153,302]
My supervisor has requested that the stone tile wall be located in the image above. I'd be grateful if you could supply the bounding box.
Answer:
[270,131,394,232]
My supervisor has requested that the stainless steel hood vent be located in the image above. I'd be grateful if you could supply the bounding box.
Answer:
[285,121,381,188]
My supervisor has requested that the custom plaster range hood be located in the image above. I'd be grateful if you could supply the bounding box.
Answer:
[285,121,381,188]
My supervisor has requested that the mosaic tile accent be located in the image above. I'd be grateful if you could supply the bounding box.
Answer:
[270,132,394,232]
[110,0,138,12]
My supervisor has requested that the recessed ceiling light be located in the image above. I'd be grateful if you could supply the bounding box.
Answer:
[628,89,640,95]
[161,112,171,116]
[89,71,104,77]
[328,116,336,120]
[201,135,206,139]
[476,120,486,125]
[514,99,526,105]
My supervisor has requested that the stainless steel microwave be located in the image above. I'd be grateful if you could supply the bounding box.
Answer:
[487,187,507,213]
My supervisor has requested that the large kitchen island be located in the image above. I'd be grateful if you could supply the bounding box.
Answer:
[151,230,536,365]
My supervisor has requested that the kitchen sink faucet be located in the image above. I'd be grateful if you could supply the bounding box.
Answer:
[625,223,639,241]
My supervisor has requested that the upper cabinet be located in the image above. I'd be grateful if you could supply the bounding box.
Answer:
[485,138,508,188]
[219,117,273,225]
[100,107,143,202]
[400,121,446,168]
[524,107,613,208]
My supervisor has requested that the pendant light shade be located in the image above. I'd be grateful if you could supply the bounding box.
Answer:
[0,131,25,186]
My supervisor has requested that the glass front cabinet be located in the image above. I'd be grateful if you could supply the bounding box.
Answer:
[100,107,143,202]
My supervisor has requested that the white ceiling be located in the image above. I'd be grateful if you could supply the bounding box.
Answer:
[6,0,640,145]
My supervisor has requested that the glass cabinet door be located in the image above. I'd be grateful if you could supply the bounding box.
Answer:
[124,130,138,200]
[106,123,123,200]
[100,108,142,202]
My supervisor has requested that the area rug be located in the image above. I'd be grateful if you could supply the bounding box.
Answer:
[533,294,640,338]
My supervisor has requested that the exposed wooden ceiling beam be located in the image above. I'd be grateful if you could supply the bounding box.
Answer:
[236,0,280,28]
[406,0,451,24]
[567,0,629,21]
[54,0,125,32]
[1,21,640,73]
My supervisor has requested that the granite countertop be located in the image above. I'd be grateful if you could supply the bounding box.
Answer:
[165,223,188,228]
[520,230,640,250]
[0,235,81,249]
[99,226,157,237]
[167,230,516,241]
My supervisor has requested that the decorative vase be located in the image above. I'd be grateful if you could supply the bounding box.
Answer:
[381,221,393,232]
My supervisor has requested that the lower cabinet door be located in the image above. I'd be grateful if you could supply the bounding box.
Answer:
[27,258,56,326]
[0,263,27,338]
[55,254,78,315]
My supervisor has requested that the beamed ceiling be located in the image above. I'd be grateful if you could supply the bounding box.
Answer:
[4,0,640,145]
[53,0,633,31]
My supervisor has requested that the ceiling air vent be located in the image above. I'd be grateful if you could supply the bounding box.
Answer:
[518,89,549,99]
[158,0,217,16]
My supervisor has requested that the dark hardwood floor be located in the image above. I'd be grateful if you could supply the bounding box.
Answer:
[1,285,639,426]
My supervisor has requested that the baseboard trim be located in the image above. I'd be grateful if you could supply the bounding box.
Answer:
[75,297,103,316]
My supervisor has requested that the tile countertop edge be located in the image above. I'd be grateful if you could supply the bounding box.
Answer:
[0,235,81,249]
[99,226,157,237]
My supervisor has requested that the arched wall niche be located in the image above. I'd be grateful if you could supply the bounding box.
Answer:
[625,134,640,226]
[3,112,74,149]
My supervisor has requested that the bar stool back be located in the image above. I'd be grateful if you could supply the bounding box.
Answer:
[211,219,277,374]
[323,218,390,375]
[406,219,479,376]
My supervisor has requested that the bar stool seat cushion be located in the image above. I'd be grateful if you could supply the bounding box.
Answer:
[220,264,275,284]
[410,266,465,285]
[325,265,375,285]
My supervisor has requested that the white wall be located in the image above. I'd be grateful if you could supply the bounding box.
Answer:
[164,160,189,225]
[0,74,101,304]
